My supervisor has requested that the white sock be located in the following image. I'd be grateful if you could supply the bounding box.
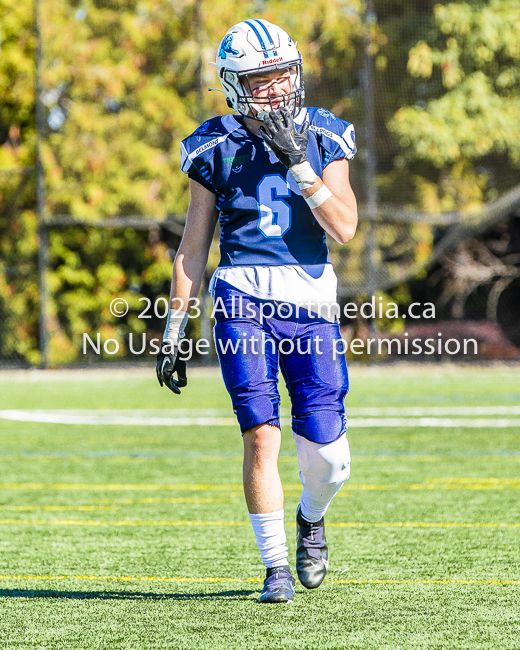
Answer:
[294,432,351,523]
[248,509,289,568]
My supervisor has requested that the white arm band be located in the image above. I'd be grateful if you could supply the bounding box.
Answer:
[163,309,189,347]
[289,161,318,190]
[305,184,333,210]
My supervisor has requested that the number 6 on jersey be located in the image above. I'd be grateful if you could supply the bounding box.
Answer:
[257,174,292,238]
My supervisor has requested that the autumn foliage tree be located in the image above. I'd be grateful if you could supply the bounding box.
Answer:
[390,0,520,211]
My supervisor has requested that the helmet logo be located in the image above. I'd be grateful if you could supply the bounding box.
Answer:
[262,56,284,65]
[219,34,239,59]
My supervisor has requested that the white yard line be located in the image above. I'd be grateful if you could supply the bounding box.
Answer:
[347,406,520,416]
[1,409,520,428]
[3,406,520,417]
[0,410,237,427]
[349,418,520,428]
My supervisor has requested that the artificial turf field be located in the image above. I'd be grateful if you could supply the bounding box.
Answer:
[0,364,519,649]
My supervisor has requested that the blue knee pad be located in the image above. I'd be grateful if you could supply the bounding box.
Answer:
[292,409,348,445]
[234,395,280,433]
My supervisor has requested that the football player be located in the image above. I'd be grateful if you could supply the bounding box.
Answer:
[157,19,357,603]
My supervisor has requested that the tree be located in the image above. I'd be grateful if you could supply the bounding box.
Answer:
[0,0,39,364]
[389,0,520,211]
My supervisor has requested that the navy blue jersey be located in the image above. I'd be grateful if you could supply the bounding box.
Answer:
[180,107,356,268]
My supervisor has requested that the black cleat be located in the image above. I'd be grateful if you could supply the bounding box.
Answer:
[258,566,295,603]
[296,505,328,589]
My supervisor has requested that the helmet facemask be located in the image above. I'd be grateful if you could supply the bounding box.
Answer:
[238,63,304,121]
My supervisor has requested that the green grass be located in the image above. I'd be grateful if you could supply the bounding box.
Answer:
[0,364,519,649]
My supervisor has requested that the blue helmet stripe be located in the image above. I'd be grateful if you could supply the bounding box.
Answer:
[253,20,278,56]
[244,20,269,57]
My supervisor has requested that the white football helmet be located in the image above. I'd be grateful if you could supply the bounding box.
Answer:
[214,19,304,120]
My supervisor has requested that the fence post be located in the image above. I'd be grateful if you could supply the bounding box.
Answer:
[363,0,378,351]
[193,0,215,363]
[34,0,49,368]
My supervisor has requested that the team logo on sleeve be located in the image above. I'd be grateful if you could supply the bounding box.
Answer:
[317,108,335,125]
[218,34,239,59]
[342,124,355,151]
[194,121,211,142]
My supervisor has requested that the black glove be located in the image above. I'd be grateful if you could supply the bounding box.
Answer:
[259,107,309,168]
[156,343,188,395]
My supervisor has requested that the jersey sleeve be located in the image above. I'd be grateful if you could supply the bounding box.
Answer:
[187,165,216,194]
[180,118,228,194]
[308,108,356,169]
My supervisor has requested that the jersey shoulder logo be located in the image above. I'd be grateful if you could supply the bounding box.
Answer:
[342,123,356,151]
[194,120,211,142]
[219,34,239,59]
[317,108,335,125]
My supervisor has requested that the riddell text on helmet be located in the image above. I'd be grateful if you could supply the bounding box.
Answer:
[262,57,284,65]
